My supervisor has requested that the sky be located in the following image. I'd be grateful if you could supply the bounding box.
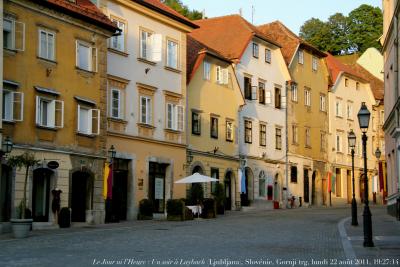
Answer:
[180,0,382,34]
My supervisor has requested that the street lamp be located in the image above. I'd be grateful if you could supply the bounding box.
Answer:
[108,145,116,161]
[375,148,381,160]
[1,136,13,155]
[348,130,358,226]
[357,102,374,247]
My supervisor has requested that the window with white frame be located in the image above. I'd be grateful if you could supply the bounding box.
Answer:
[265,48,271,63]
[77,105,100,135]
[304,88,311,107]
[245,120,252,143]
[252,43,259,58]
[210,117,218,139]
[139,30,162,62]
[292,124,298,144]
[380,110,385,125]
[305,128,311,147]
[167,40,178,69]
[110,88,122,119]
[110,18,125,52]
[36,96,64,128]
[203,61,211,80]
[298,50,304,64]
[192,112,201,135]
[335,99,343,117]
[38,29,55,61]
[275,128,282,150]
[166,103,183,131]
[320,94,326,112]
[3,17,25,51]
[260,123,266,147]
[3,90,24,122]
[140,96,152,125]
[347,102,353,120]
[76,40,97,72]
[291,83,298,102]
[312,56,318,71]
[216,66,229,85]
[336,133,342,153]
[226,120,233,142]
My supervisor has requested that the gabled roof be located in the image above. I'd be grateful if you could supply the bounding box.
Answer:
[189,15,281,61]
[257,20,326,66]
[325,54,384,101]
[133,0,198,29]
[38,0,118,33]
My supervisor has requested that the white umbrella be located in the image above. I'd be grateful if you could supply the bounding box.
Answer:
[174,172,219,184]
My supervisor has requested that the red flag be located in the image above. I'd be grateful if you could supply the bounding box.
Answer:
[379,162,384,192]
[107,163,113,199]
[327,172,331,192]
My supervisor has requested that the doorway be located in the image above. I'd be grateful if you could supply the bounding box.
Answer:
[335,168,342,197]
[224,171,232,210]
[112,159,128,221]
[303,169,309,203]
[346,170,352,203]
[71,171,92,222]
[0,165,12,222]
[241,167,253,206]
[360,173,365,203]
[148,162,168,213]
[32,168,53,222]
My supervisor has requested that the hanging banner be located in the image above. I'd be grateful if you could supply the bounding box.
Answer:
[327,172,331,192]
[379,162,384,192]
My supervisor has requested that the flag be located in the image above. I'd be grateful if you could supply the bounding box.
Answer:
[103,162,113,200]
[239,169,247,193]
[327,172,332,192]
[379,162,384,192]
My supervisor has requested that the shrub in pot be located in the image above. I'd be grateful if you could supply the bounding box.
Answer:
[166,199,185,221]
[201,198,216,219]
[137,199,153,220]
[212,183,225,215]
[59,207,71,228]
[184,207,194,221]
[188,183,204,205]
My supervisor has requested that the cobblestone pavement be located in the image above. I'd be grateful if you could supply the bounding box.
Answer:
[0,206,398,267]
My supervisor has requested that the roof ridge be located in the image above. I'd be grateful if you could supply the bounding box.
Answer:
[195,14,241,23]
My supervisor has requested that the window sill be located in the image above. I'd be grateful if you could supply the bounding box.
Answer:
[305,145,312,149]
[36,125,58,131]
[245,142,252,144]
[164,128,182,134]
[191,132,201,136]
[137,123,155,129]
[211,136,218,139]
[164,66,182,74]
[108,48,129,57]
[137,57,156,66]
[336,115,343,119]
[37,56,57,65]
[3,120,16,125]
[347,118,354,121]
[77,132,96,138]
[275,148,282,151]
[226,139,233,143]
[3,48,17,55]
[108,117,128,124]
[76,67,96,76]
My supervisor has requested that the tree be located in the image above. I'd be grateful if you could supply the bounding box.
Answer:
[299,4,382,55]
[348,4,383,53]
[162,0,203,20]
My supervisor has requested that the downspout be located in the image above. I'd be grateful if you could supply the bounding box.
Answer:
[285,81,290,208]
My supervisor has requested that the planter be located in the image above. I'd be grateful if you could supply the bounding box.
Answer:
[10,219,33,238]
[273,201,280,209]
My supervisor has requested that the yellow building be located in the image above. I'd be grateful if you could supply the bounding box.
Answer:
[258,21,330,206]
[186,36,245,210]
[1,0,117,231]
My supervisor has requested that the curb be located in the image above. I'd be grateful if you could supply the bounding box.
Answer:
[338,216,357,260]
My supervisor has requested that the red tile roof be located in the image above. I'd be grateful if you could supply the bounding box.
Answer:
[257,21,326,66]
[39,0,118,33]
[189,15,280,61]
[353,64,384,101]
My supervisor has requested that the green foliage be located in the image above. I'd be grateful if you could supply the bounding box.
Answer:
[188,183,204,205]
[138,198,153,218]
[161,0,203,20]
[299,4,382,55]
[166,199,184,216]
[201,198,216,219]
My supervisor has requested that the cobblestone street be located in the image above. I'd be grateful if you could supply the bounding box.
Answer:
[1,206,398,267]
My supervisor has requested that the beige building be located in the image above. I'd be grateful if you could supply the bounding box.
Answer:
[186,35,245,210]
[258,21,329,207]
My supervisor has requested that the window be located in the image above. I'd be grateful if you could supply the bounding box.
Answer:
[3,17,25,51]
[356,82,360,90]
[259,82,265,104]
[319,94,326,112]
[347,103,353,120]
[244,120,252,143]
[312,56,318,71]
[252,43,259,58]
[210,168,219,194]
[216,66,229,85]
[345,78,348,87]
[140,96,152,125]
[380,110,385,125]
[76,40,97,72]
[36,96,64,128]
[77,105,100,135]
[3,90,23,122]
[275,128,282,150]
[110,18,125,52]
[192,112,201,135]
[336,133,342,153]
[38,29,55,61]
[292,125,298,144]
[290,166,297,183]
[210,117,218,139]
[291,83,298,102]
[305,128,311,148]
[226,121,233,142]
[140,30,162,62]
[259,123,266,147]
[167,40,178,69]
[298,50,304,64]
[110,89,121,119]
[335,99,342,117]
[203,61,211,80]
[275,87,281,109]
[304,88,311,107]
[166,103,183,131]
[320,132,326,152]
[244,77,252,100]
[265,48,271,63]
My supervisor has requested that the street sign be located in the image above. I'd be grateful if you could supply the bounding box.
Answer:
[47,161,59,169]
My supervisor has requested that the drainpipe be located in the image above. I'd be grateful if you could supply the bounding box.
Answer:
[285,81,290,208]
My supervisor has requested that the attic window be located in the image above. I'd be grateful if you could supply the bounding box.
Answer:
[356,82,359,90]
[345,78,348,87]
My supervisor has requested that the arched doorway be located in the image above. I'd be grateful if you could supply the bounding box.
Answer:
[241,167,253,206]
[71,171,93,222]
[192,165,204,174]
[32,168,54,222]
[224,171,233,210]
[0,165,12,222]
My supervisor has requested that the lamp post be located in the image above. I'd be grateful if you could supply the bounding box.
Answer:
[357,102,374,247]
[348,130,358,226]
[1,136,13,155]
[106,145,116,223]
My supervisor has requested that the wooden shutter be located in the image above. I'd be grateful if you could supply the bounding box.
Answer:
[222,69,229,84]
[54,100,64,128]
[167,103,173,129]
[152,34,162,62]
[177,105,184,131]
[14,21,25,51]
[90,109,100,135]
[12,92,24,122]
[216,66,222,84]
[48,100,56,127]
[147,98,152,125]
[251,86,257,100]
[77,104,81,132]
[92,47,98,72]
[265,91,271,104]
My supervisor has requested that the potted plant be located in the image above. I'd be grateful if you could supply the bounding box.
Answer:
[166,199,185,221]
[212,183,225,215]
[201,198,216,219]
[137,199,153,220]
[8,152,39,238]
